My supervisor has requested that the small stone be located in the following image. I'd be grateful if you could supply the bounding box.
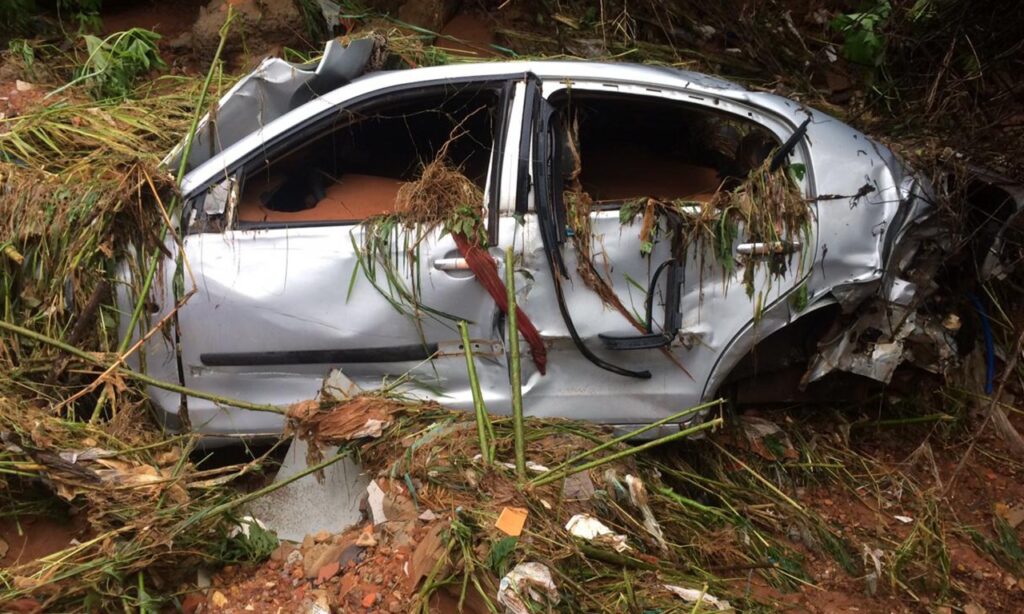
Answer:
[339,544,364,567]
[14,80,35,92]
[361,591,378,608]
[302,534,316,549]
[181,593,205,614]
[317,561,340,583]
[270,542,294,562]
[211,590,228,608]
[355,526,377,547]
[314,530,331,543]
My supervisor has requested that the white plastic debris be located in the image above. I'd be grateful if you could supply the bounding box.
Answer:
[625,475,668,552]
[663,585,731,611]
[564,514,631,553]
[489,458,550,473]
[862,545,885,596]
[366,480,387,525]
[227,515,270,539]
[497,562,560,614]
[894,515,914,524]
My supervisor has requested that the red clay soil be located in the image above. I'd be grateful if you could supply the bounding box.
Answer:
[0,514,90,567]
[100,0,204,41]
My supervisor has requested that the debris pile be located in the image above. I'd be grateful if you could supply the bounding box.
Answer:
[203,398,741,612]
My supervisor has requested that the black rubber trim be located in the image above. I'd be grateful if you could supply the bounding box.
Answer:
[515,77,538,217]
[532,95,650,379]
[200,344,438,366]
[487,81,514,246]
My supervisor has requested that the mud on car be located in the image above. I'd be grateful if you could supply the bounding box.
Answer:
[120,40,1024,438]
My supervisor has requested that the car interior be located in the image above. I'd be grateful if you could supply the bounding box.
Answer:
[548,90,778,207]
[235,87,499,226]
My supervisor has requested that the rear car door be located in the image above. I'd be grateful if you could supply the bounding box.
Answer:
[509,75,814,426]
[167,80,516,436]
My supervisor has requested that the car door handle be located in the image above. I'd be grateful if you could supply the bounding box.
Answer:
[736,240,802,256]
[433,257,471,271]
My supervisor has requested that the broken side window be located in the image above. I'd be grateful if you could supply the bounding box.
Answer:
[233,86,500,228]
[547,90,778,211]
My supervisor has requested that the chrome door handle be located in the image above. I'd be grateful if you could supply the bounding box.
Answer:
[432,257,471,271]
[736,240,802,256]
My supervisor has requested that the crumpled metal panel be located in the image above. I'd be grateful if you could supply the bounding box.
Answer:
[166,39,375,174]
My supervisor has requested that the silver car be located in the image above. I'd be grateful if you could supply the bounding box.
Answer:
[121,40,1022,438]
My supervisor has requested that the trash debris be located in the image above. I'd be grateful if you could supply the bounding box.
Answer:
[995,502,1024,529]
[663,585,731,611]
[625,474,668,552]
[495,507,529,537]
[739,415,799,461]
[366,480,387,525]
[228,516,271,540]
[862,545,884,596]
[564,514,631,553]
[498,563,560,614]
[561,470,596,500]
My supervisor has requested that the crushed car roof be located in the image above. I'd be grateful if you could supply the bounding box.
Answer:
[169,39,749,179]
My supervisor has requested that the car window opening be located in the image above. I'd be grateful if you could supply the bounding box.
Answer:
[236,87,499,227]
[548,91,778,208]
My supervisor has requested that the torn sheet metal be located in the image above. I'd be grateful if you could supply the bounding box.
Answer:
[167,38,376,174]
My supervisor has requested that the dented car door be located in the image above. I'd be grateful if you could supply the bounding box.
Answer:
[164,81,516,436]
[508,75,815,427]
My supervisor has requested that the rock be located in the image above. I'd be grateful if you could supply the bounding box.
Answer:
[270,542,296,562]
[355,525,378,547]
[14,80,35,92]
[211,590,229,608]
[317,561,341,583]
[339,544,364,568]
[181,593,205,614]
[314,530,331,543]
[361,591,378,608]
[302,534,316,549]
[303,543,346,578]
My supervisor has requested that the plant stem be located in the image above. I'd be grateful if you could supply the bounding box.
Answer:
[504,247,526,478]
[531,417,723,487]
[459,320,492,464]
[536,398,723,480]
[0,319,283,414]
[95,8,235,423]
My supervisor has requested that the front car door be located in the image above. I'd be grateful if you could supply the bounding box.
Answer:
[129,75,522,436]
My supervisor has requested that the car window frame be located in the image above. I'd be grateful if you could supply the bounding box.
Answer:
[181,76,523,239]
